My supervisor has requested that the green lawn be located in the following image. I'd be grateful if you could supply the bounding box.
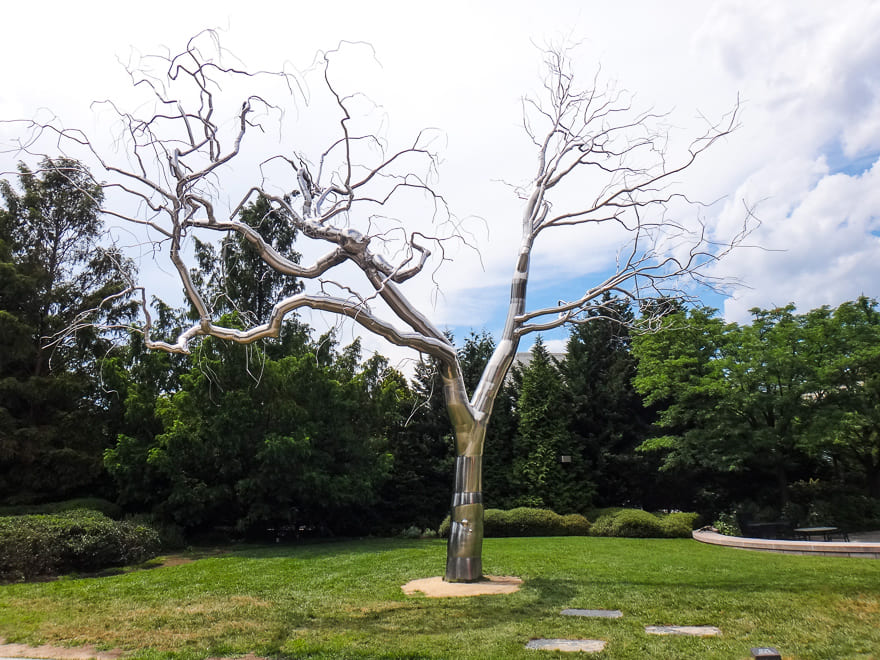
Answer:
[1,537,879,659]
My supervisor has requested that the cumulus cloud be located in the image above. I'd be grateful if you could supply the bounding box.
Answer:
[691,0,880,320]
[3,0,878,367]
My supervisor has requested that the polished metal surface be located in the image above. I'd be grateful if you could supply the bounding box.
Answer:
[445,555,483,583]
[445,455,485,582]
[452,455,483,506]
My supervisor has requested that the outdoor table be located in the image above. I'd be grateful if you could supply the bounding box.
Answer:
[793,526,842,542]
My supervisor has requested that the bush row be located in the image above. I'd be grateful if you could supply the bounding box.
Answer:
[439,507,591,538]
[0,497,123,519]
[437,507,698,539]
[589,509,699,538]
[0,509,160,582]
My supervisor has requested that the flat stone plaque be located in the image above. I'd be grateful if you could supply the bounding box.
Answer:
[525,639,607,652]
[561,608,622,618]
[645,625,721,637]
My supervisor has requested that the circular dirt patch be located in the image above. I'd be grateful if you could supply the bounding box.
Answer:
[402,575,522,597]
[0,639,121,659]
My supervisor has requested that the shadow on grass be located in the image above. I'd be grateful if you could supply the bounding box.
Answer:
[226,537,435,560]
[519,577,580,606]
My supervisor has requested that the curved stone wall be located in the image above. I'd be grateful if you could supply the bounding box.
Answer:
[692,528,880,558]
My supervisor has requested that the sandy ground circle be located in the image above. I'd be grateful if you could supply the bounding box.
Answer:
[402,575,523,597]
[0,639,121,659]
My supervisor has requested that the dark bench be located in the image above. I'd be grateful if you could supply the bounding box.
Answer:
[741,521,794,540]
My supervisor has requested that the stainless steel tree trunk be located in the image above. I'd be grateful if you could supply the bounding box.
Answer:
[445,452,484,581]
[442,365,489,583]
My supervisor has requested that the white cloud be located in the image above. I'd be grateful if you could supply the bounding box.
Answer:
[720,161,880,320]
[2,0,879,370]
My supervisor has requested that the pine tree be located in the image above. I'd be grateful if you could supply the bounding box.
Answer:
[560,297,658,509]
[512,337,587,512]
[0,158,134,503]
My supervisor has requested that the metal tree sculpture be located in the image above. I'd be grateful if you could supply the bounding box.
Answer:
[9,35,747,582]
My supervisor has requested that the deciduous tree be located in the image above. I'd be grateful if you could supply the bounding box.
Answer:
[804,298,880,499]
[13,34,748,580]
[633,305,832,512]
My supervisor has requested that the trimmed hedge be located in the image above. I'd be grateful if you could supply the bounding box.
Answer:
[660,512,701,537]
[439,507,591,538]
[0,509,160,582]
[589,509,699,538]
[0,498,123,519]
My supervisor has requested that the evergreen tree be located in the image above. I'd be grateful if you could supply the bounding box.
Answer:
[512,337,587,512]
[191,193,307,356]
[379,330,519,527]
[560,298,658,509]
[0,158,134,503]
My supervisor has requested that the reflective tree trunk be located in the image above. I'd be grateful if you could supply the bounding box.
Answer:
[445,432,487,582]
[442,362,489,583]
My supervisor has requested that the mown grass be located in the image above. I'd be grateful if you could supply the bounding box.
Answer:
[1,536,879,659]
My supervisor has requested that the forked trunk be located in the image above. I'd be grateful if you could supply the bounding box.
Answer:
[445,424,487,582]
[440,224,529,582]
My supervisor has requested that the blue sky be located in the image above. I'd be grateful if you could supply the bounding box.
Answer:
[2,0,879,371]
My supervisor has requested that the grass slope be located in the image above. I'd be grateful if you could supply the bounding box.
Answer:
[1,537,879,659]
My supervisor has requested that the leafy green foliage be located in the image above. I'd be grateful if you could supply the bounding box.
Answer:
[633,306,825,513]
[0,509,159,582]
[633,298,880,524]
[104,334,394,536]
[803,298,880,500]
[439,507,590,537]
[712,512,742,536]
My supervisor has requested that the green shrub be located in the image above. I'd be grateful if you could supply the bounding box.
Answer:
[400,525,422,539]
[502,508,559,536]
[480,508,506,537]
[590,508,698,538]
[0,510,160,582]
[560,513,592,536]
[438,507,591,538]
[591,509,663,537]
[660,512,700,537]
[586,507,626,521]
[713,512,742,536]
[0,498,123,519]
